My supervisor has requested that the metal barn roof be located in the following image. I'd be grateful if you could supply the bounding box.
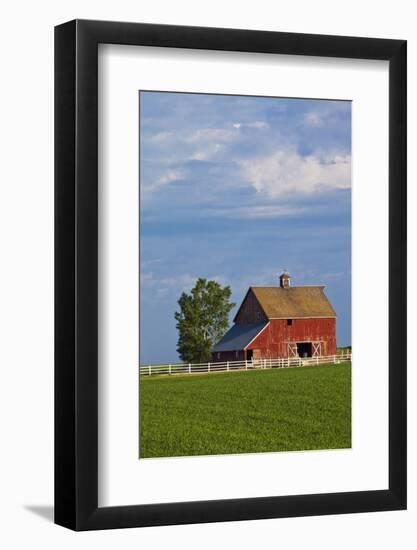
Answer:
[212,322,268,352]
[242,286,336,320]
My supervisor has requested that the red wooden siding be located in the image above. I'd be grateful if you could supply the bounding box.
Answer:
[247,318,336,358]
[234,289,267,324]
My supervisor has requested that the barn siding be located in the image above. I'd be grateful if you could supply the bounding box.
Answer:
[212,317,336,361]
[248,318,336,358]
[234,289,267,324]
[211,350,245,362]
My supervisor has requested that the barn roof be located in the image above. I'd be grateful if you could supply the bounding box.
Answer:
[212,322,268,352]
[242,286,336,320]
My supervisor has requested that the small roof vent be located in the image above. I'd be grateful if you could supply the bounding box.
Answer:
[279,272,291,288]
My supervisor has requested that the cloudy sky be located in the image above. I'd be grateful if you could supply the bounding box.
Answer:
[139,91,351,364]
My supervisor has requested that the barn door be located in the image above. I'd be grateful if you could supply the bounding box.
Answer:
[287,343,298,357]
[312,342,322,357]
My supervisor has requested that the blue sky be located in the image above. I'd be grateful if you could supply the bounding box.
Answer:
[139,92,351,364]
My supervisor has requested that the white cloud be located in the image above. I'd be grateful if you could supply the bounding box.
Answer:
[209,204,304,219]
[185,123,269,160]
[185,121,268,145]
[190,143,223,161]
[240,150,351,197]
[143,169,185,193]
[247,121,269,129]
[141,272,196,295]
[155,273,197,296]
[304,111,324,127]
[186,128,237,143]
[233,121,269,129]
[141,272,230,297]
[142,258,162,267]
[148,131,173,143]
[158,169,183,185]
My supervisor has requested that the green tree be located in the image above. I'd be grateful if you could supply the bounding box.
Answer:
[175,278,236,363]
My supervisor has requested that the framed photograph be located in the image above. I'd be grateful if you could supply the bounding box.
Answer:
[55,19,406,530]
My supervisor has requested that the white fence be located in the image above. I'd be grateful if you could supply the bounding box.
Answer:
[139,352,352,376]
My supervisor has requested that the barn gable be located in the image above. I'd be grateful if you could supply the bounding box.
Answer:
[234,288,268,325]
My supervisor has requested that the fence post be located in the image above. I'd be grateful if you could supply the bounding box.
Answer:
[227,361,229,371]
[287,357,289,368]
[316,356,319,365]
[169,364,172,375]
[245,360,248,370]
[333,355,336,364]
[148,366,151,376]
[188,363,191,374]
[208,362,210,373]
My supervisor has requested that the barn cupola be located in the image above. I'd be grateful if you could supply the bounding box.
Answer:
[279,272,291,288]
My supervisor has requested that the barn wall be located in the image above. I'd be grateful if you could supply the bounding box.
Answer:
[211,350,245,362]
[248,318,336,358]
[234,289,267,324]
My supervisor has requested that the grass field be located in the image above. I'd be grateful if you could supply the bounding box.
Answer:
[139,362,351,458]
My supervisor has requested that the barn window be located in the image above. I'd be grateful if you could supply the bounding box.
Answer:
[235,351,239,359]
[287,319,293,326]
[217,353,220,360]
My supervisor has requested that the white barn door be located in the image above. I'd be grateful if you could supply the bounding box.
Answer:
[287,343,298,357]
[312,342,322,357]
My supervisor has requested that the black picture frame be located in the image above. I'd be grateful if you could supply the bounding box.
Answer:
[55,19,407,531]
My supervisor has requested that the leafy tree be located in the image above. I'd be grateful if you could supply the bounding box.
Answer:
[175,278,235,363]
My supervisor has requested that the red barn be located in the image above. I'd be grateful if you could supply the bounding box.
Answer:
[212,272,336,361]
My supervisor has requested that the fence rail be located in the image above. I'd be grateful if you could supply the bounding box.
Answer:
[139,352,352,376]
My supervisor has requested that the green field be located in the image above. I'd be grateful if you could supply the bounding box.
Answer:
[139,362,351,458]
